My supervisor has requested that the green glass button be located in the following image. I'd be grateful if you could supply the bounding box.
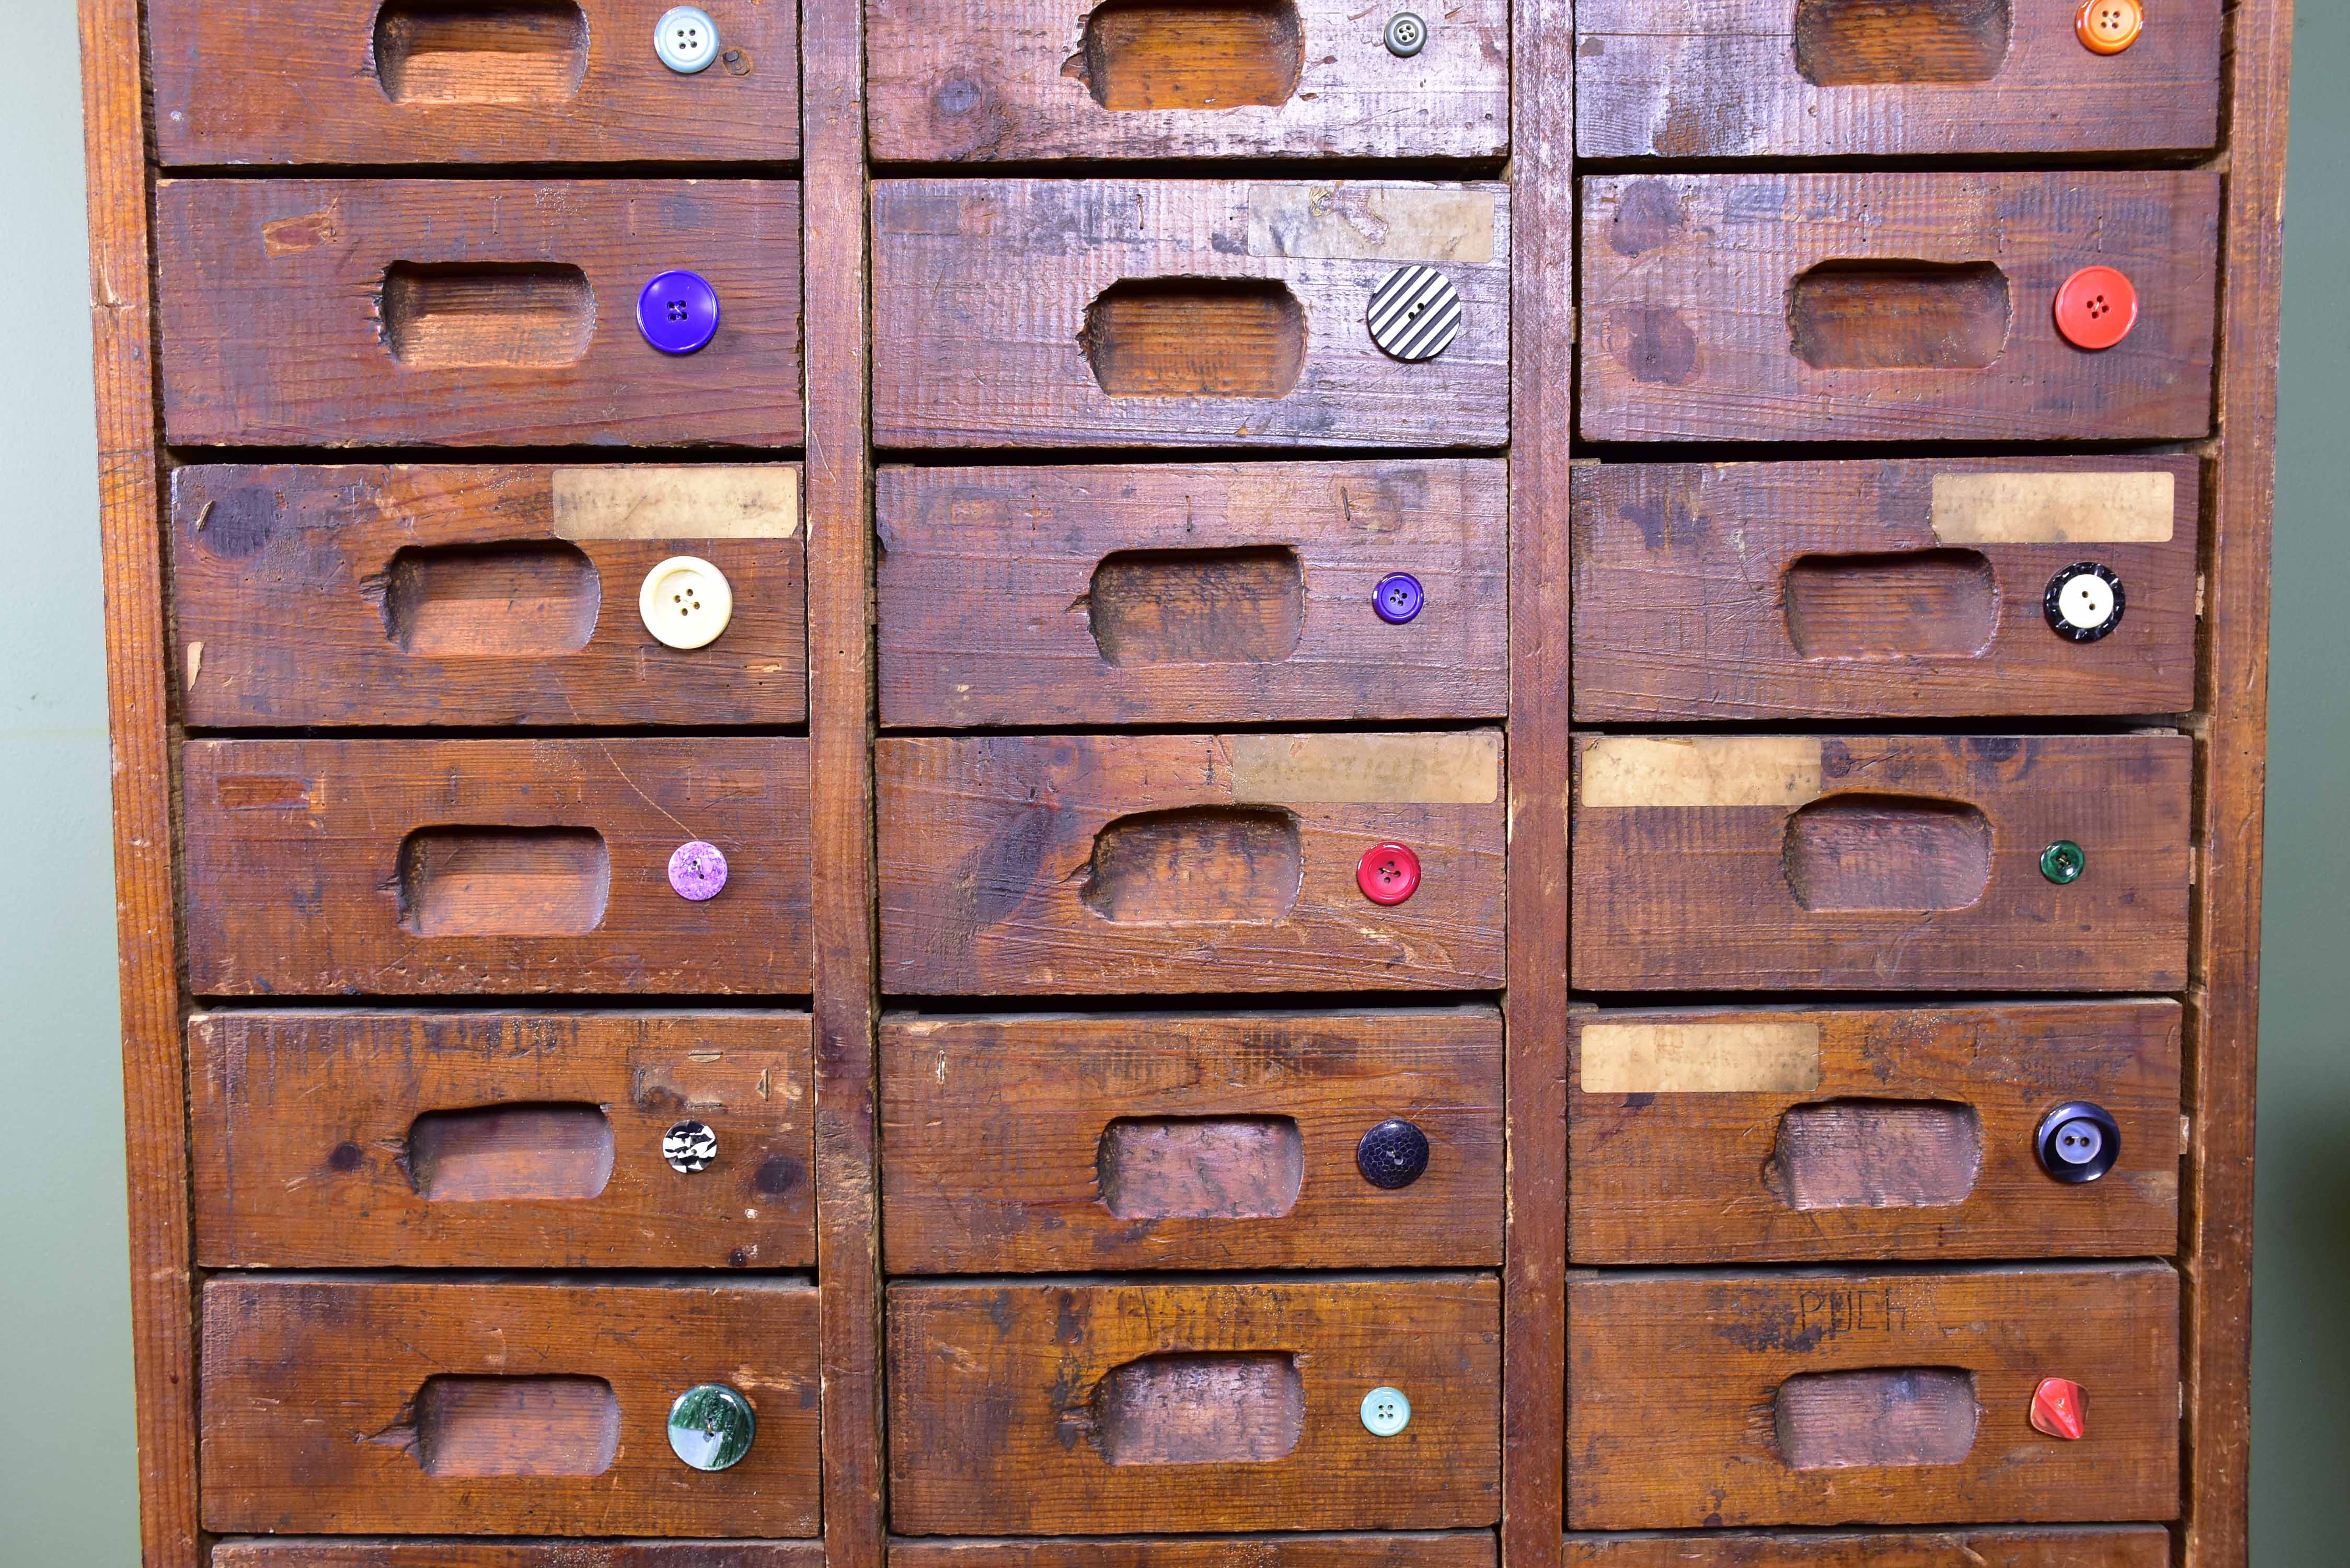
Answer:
[667,1382,756,1472]
[2041,839,2086,885]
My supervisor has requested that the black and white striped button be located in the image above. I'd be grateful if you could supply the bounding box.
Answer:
[1367,265,1462,362]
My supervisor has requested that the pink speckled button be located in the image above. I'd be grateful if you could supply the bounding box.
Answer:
[668,840,729,902]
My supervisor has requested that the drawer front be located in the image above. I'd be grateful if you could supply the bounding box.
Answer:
[868,0,1506,162]
[888,1277,1501,1533]
[192,1010,814,1268]
[873,180,1509,448]
[882,1006,1503,1272]
[1576,0,2219,159]
[183,738,812,996]
[1562,1527,2170,1567]
[878,461,1506,727]
[1571,458,2201,721]
[1566,1265,2180,1528]
[215,1546,826,1567]
[891,1538,1497,1568]
[157,180,803,447]
[153,0,800,166]
[172,465,807,728]
[879,732,1506,994]
[1570,734,2191,992]
[1568,1001,2181,1263]
[1580,172,2219,443]
[201,1277,821,1536]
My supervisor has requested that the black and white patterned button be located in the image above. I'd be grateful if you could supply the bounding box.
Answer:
[1367,266,1462,362]
[2044,562,2125,642]
[664,1119,719,1174]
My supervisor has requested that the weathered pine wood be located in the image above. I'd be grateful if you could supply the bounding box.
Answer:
[1569,1001,2181,1263]
[888,1276,1501,1534]
[866,0,1507,161]
[171,464,808,728]
[1581,172,2221,443]
[151,0,802,165]
[1566,1264,2181,1529]
[1570,733,2192,991]
[877,460,1507,728]
[77,0,199,1562]
[1572,457,2202,722]
[892,1536,1498,1568]
[1576,0,2220,159]
[1559,1527,2172,1568]
[2184,4,2293,1565]
[215,1545,826,1568]
[878,731,1507,994]
[201,1276,821,1536]
[181,737,813,996]
[190,1009,815,1269]
[156,180,804,447]
[880,1006,1503,1272]
[872,179,1509,448]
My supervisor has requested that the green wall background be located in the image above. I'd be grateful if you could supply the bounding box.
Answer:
[1,2,2343,1560]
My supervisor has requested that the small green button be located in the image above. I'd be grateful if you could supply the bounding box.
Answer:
[2041,839,2086,884]
[667,1382,756,1472]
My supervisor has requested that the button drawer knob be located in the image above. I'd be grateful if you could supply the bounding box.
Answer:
[667,1382,756,1470]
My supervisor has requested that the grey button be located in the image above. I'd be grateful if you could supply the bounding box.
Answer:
[1384,11,1428,56]
[664,1120,719,1174]
[667,1382,757,1471]
[656,6,721,73]
[1368,266,1462,362]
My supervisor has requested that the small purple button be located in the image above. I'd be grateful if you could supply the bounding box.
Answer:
[668,839,729,901]
[638,269,720,355]
[1374,572,1425,625]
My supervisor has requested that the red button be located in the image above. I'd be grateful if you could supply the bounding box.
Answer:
[2077,0,2142,55]
[2030,1377,2086,1441]
[2054,266,2138,351]
[1357,843,1422,906]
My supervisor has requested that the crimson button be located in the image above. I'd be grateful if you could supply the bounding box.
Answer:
[1357,842,1421,906]
[2055,266,2138,351]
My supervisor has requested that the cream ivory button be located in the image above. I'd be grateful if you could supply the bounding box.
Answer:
[640,556,733,649]
[2057,571,2117,632]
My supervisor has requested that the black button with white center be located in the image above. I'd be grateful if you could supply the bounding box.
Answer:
[2045,561,2125,642]
[2034,1101,2121,1184]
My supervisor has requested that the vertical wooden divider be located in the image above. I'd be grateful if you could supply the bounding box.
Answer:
[1503,0,1571,1566]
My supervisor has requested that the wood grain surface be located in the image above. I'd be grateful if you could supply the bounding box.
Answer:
[157,180,803,447]
[893,1536,1497,1568]
[191,1009,814,1268]
[873,180,1508,447]
[1560,1527,2171,1568]
[1576,0,2219,158]
[1570,733,2192,991]
[889,1276,1501,1533]
[1566,1264,2180,1528]
[1572,457,2201,721]
[867,0,1506,160]
[1569,1000,2181,1262]
[201,1276,821,1536]
[214,1542,827,1567]
[881,1006,1502,1271]
[182,737,812,995]
[1580,172,2220,443]
[879,731,1507,994]
[878,460,1506,727]
[151,0,801,165]
[170,464,807,728]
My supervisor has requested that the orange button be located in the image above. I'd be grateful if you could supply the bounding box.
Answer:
[2054,266,2139,351]
[2077,0,2142,54]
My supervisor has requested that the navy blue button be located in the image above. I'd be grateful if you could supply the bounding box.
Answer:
[1357,1119,1431,1189]
[1374,572,1424,625]
[638,269,720,355]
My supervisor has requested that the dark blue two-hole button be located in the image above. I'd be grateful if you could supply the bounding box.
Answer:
[1374,572,1425,625]
[638,269,721,355]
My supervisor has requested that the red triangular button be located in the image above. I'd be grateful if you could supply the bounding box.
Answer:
[2031,1377,2086,1440]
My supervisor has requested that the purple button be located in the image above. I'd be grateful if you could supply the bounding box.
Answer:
[638,270,720,355]
[1374,572,1425,625]
[668,839,729,901]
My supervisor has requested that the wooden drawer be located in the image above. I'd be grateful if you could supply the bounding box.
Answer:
[183,738,811,996]
[1566,1264,2180,1528]
[191,1009,813,1269]
[873,180,1508,448]
[201,1276,821,1536]
[1561,1527,2170,1568]
[1571,457,2202,722]
[171,465,806,728]
[879,731,1506,994]
[1570,733,2191,992]
[1580,172,2219,443]
[157,180,802,447]
[1576,0,2219,159]
[881,1006,1503,1272]
[153,0,800,166]
[888,1276,1501,1533]
[867,0,1506,162]
[891,1538,1497,1568]
[215,1545,825,1567]
[1568,1001,2181,1264]
[877,461,1506,728]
